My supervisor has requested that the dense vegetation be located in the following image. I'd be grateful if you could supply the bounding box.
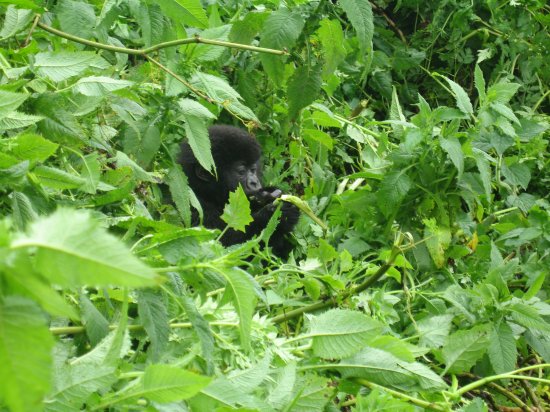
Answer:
[0,0,549,411]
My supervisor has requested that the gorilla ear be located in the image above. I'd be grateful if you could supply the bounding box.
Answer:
[195,165,213,182]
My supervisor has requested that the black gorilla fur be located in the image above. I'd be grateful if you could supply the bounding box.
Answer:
[179,125,299,257]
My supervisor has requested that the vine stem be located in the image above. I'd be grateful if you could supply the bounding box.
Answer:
[35,21,286,56]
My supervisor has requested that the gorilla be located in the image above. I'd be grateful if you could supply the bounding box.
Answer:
[179,125,299,257]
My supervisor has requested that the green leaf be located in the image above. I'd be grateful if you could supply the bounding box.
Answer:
[423,218,451,268]
[376,170,412,218]
[309,309,383,359]
[115,151,155,182]
[508,303,550,332]
[474,65,486,104]
[73,76,134,96]
[501,162,530,189]
[177,98,216,119]
[182,114,216,175]
[317,19,346,77]
[11,133,58,163]
[443,76,473,115]
[190,72,258,121]
[486,82,521,104]
[0,90,28,117]
[0,111,43,130]
[417,314,454,349]
[33,165,86,190]
[167,164,192,226]
[80,294,109,346]
[259,9,304,84]
[0,297,54,412]
[157,0,208,29]
[288,64,322,119]
[222,186,253,232]
[138,289,170,362]
[56,0,96,39]
[440,137,464,176]
[11,208,159,287]
[340,0,373,54]
[188,25,232,62]
[34,52,109,82]
[488,322,516,374]
[0,5,33,39]
[221,268,259,350]
[442,325,490,374]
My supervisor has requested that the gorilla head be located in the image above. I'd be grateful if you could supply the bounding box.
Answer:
[179,125,299,257]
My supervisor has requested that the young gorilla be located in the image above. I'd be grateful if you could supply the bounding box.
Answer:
[179,125,299,257]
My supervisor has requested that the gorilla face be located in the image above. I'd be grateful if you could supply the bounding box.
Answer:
[223,160,262,195]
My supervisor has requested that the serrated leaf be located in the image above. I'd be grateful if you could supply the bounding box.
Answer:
[340,0,374,54]
[177,98,216,119]
[490,102,520,125]
[11,133,58,163]
[33,165,86,190]
[376,170,412,218]
[11,208,160,287]
[222,186,253,232]
[0,297,54,412]
[0,6,33,39]
[156,0,208,29]
[488,322,516,374]
[509,303,550,332]
[57,0,95,38]
[0,111,43,130]
[80,294,109,346]
[167,165,192,226]
[474,65,486,104]
[317,19,346,76]
[138,289,170,362]
[115,151,155,182]
[440,137,464,176]
[443,76,473,115]
[423,219,451,268]
[417,314,454,349]
[0,90,28,117]
[472,149,492,199]
[259,9,304,84]
[34,52,109,82]
[182,114,215,175]
[501,162,530,189]
[487,82,521,104]
[73,76,133,96]
[288,64,322,119]
[309,309,383,359]
[188,25,231,62]
[442,325,490,374]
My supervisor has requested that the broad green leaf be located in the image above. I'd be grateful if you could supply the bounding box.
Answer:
[190,72,258,121]
[309,309,382,359]
[10,191,38,229]
[0,297,54,412]
[317,19,346,77]
[340,0,374,54]
[177,98,216,119]
[34,52,109,82]
[221,268,259,350]
[423,219,451,268]
[167,164,192,227]
[486,82,521,104]
[115,151,156,182]
[182,113,215,175]
[440,137,464,176]
[501,162,530,189]
[390,87,406,138]
[443,76,473,115]
[0,6,33,39]
[138,289,170,362]
[267,363,296,410]
[339,347,446,391]
[472,149,492,199]
[358,388,415,411]
[474,65,486,104]
[79,153,101,194]
[33,165,86,190]
[0,111,43,130]
[73,76,134,96]
[290,375,332,412]
[490,102,520,125]
[11,208,160,287]
[442,325,490,374]
[259,9,304,84]
[57,0,95,38]
[0,160,28,185]
[0,90,28,117]
[488,322,516,374]
[80,294,109,346]
[188,25,232,62]
[525,330,550,363]
[222,186,253,232]
[11,133,58,162]
[508,303,550,332]
[156,0,208,29]
[417,314,454,349]
[288,64,322,119]
[376,170,412,218]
